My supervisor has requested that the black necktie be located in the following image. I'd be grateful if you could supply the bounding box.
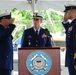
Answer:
[36,30,38,35]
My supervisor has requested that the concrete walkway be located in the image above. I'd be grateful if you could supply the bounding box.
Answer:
[60,50,69,75]
[61,66,69,75]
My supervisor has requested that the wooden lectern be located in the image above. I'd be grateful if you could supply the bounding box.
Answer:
[18,47,60,75]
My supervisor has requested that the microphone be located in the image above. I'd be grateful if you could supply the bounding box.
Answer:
[44,28,52,37]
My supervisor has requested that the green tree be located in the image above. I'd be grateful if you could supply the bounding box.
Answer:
[0,9,64,41]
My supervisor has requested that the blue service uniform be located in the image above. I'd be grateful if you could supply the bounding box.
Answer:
[21,27,52,47]
[0,24,15,75]
[62,18,76,75]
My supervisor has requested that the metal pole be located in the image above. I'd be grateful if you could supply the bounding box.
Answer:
[31,0,36,13]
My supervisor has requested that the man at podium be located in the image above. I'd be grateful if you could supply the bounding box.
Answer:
[21,12,52,47]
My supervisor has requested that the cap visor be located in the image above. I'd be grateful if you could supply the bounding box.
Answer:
[32,17,42,19]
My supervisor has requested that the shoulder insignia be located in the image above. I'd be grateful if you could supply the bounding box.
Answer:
[42,33,47,38]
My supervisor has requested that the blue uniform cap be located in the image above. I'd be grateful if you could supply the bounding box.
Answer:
[0,12,11,20]
[32,12,44,19]
[64,4,76,12]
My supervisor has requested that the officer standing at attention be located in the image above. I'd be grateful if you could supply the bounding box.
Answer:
[0,12,16,75]
[62,4,76,75]
[21,12,52,47]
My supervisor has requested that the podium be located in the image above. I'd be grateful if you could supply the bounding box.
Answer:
[18,47,60,75]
